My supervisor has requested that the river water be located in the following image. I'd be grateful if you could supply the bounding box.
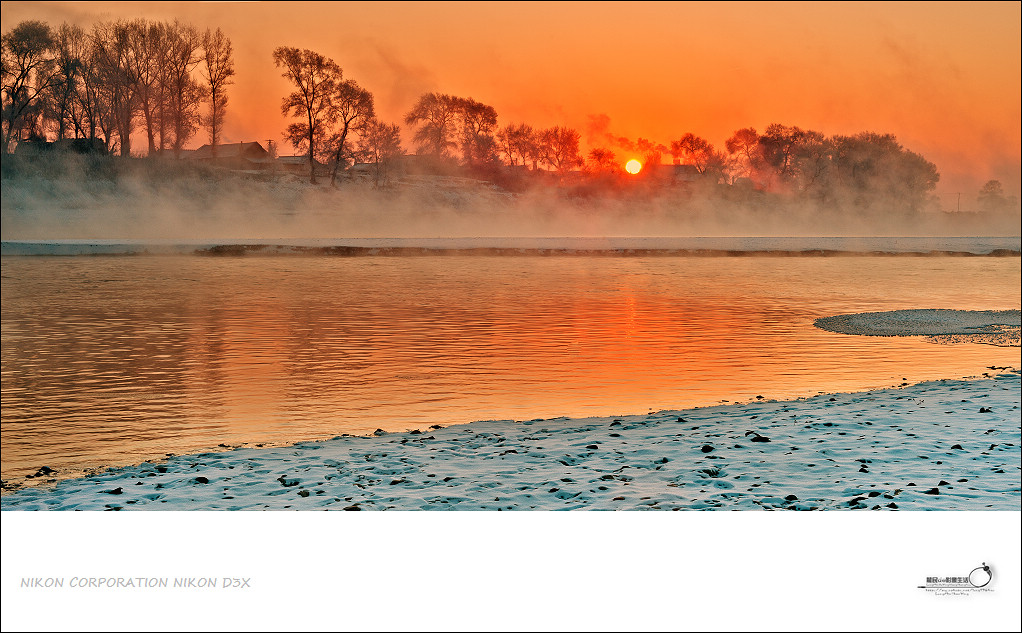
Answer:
[1,252,1019,482]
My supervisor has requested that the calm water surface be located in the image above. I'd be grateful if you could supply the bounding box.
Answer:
[2,255,1019,481]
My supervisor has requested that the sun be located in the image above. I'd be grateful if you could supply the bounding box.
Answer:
[625,159,642,174]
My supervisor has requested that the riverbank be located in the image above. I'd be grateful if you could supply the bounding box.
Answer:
[3,373,1018,511]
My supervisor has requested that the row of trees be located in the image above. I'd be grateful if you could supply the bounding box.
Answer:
[5,21,948,208]
[1,18,233,157]
[272,48,591,186]
[403,94,584,173]
[397,96,939,207]
[677,125,940,208]
[385,85,939,207]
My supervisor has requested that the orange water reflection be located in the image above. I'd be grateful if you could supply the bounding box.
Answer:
[1,255,1019,481]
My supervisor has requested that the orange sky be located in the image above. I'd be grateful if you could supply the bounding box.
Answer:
[3,1,1020,200]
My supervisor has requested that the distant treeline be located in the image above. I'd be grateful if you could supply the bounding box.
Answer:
[4,19,1018,213]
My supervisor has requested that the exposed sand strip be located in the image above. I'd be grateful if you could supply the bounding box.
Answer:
[815,309,1021,347]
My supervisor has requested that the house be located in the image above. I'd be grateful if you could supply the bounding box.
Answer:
[54,138,107,154]
[276,154,326,173]
[182,141,271,169]
[13,137,107,155]
[392,153,460,176]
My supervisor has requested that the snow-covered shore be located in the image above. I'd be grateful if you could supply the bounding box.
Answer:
[3,373,1018,511]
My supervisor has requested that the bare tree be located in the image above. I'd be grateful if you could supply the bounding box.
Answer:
[326,78,374,185]
[715,151,743,185]
[405,93,497,166]
[76,32,113,147]
[47,22,87,141]
[539,126,582,172]
[977,180,1015,213]
[1,20,57,153]
[496,122,536,167]
[126,19,163,154]
[404,92,459,157]
[724,127,760,179]
[90,20,137,157]
[523,131,544,171]
[758,123,803,181]
[703,150,735,185]
[273,46,340,183]
[455,96,497,166]
[670,133,715,173]
[165,21,202,157]
[789,129,830,193]
[358,118,403,186]
[152,21,172,151]
[201,27,234,157]
[586,147,618,175]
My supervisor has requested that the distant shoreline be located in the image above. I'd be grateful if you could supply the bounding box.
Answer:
[3,237,1020,257]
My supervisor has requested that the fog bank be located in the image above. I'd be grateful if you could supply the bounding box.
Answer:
[2,156,1020,241]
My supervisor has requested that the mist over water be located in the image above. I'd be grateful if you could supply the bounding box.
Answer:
[2,155,1020,241]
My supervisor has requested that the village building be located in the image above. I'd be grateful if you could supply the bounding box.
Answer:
[12,137,107,155]
[275,154,327,174]
[179,141,271,169]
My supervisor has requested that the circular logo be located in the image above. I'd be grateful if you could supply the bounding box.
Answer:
[969,563,992,588]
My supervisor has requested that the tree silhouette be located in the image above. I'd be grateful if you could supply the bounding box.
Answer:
[496,122,536,167]
[273,46,340,183]
[539,126,582,172]
[789,129,829,194]
[47,23,86,142]
[358,118,403,186]
[125,19,164,154]
[725,127,761,180]
[455,96,498,166]
[90,20,137,156]
[4,17,237,158]
[976,180,1018,213]
[326,78,374,186]
[79,25,116,149]
[586,147,617,175]
[758,124,802,182]
[201,27,234,157]
[165,21,203,157]
[670,133,715,173]
[404,92,460,158]
[2,20,58,154]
